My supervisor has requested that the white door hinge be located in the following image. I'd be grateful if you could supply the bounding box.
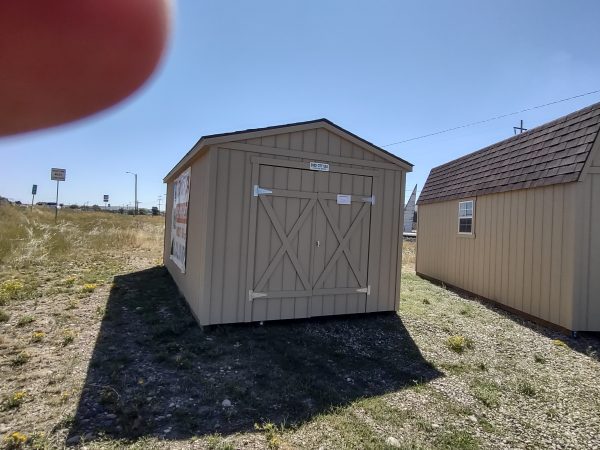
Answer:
[253,185,273,197]
[362,195,375,205]
[356,285,371,295]
[248,290,267,301]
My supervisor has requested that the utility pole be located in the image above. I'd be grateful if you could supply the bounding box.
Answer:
[126,172,138,215]
[157,195,162,214]
[513,120,527,135]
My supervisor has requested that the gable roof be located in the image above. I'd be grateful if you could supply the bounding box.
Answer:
[418,101,600,205]
[164,118,412,182]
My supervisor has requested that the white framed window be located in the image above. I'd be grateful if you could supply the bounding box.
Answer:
[458,200,474,234]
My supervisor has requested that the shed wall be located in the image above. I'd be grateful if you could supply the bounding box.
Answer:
[573,173,600,331]
[163,151,211,321]
[203,128,405,324]
[416,183,577,330]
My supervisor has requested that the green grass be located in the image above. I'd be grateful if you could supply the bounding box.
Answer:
[16,315,35,327]
[435,429,480,449]
[471,380,502,408]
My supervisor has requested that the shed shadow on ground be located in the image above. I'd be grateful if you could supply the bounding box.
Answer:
[68,266,441,443]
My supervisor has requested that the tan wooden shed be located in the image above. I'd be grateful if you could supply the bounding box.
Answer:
[163,119,412,326]
[416,102,600,333]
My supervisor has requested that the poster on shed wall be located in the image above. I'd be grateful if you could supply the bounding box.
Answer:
[170,167,191,273]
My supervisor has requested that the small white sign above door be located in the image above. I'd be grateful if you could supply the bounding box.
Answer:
[337,194,352,205]
[309,162,329,172]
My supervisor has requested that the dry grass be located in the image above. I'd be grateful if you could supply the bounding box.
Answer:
[1,206,599,450]
[402,239,416,271]
[0,204,160,271]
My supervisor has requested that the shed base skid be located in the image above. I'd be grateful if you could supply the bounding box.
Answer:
[197,310,399,332]
[416,272,574,336]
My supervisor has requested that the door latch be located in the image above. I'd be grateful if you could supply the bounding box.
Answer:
[248,290,267,301]
[356,285,371,295]
[361,195,375,205]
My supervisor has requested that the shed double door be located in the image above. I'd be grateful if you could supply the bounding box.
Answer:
[247,163,373,321]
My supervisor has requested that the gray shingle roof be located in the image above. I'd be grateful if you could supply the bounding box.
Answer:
[418,101,600,205]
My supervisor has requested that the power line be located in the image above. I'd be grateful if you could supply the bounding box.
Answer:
[382,89,600,147]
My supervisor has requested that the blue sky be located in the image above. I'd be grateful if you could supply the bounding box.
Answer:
[2,0,600,207]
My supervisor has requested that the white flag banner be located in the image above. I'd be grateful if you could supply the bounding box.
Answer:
[170,168,191,273]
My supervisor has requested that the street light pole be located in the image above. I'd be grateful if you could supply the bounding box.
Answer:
[126,171,138,215]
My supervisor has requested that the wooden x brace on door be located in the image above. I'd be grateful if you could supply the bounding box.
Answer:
[313,199,370,289]
[253,196,316,292]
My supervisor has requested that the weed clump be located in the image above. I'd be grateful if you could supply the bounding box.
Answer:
[61,329,76,346]
[63,276,77,286]
[0,279,25,304]
[31,331,45,343]
[95,305,105,317]
[206,434,235,450]
[255,422,283,449]
[0,309,9,322]
[59,391,71,403]
[3,391,26,410]
[11,351,31,367]
[3,431,27,449]
[552,339,568,348]
[81,283,97,293]
[534,353,547,364]
[518,381,537,397]
[447,335,473,353]
[65,298,79,310]
[459,305,474,317]
[16,315,35,327]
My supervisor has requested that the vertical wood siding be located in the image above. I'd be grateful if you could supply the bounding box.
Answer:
[196,128,406,324]
[416,183,578,330]
[574,174,600,331]
[163,151,211,321]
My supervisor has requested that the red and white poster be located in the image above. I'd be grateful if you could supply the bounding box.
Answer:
[170,167,191,273]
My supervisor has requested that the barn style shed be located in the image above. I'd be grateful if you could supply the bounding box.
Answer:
[417,102,600,332]
[163,119,412,326]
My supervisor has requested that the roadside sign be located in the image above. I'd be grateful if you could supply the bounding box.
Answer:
[50,168,66,222]
[31,184,37,195]
[51,168,66,181]
[103,195,109,202]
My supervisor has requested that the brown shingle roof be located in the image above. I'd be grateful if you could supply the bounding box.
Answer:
[418,101,600,205]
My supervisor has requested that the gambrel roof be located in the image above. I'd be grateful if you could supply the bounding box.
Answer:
[418,101,600,204]
[164,118,412,182]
